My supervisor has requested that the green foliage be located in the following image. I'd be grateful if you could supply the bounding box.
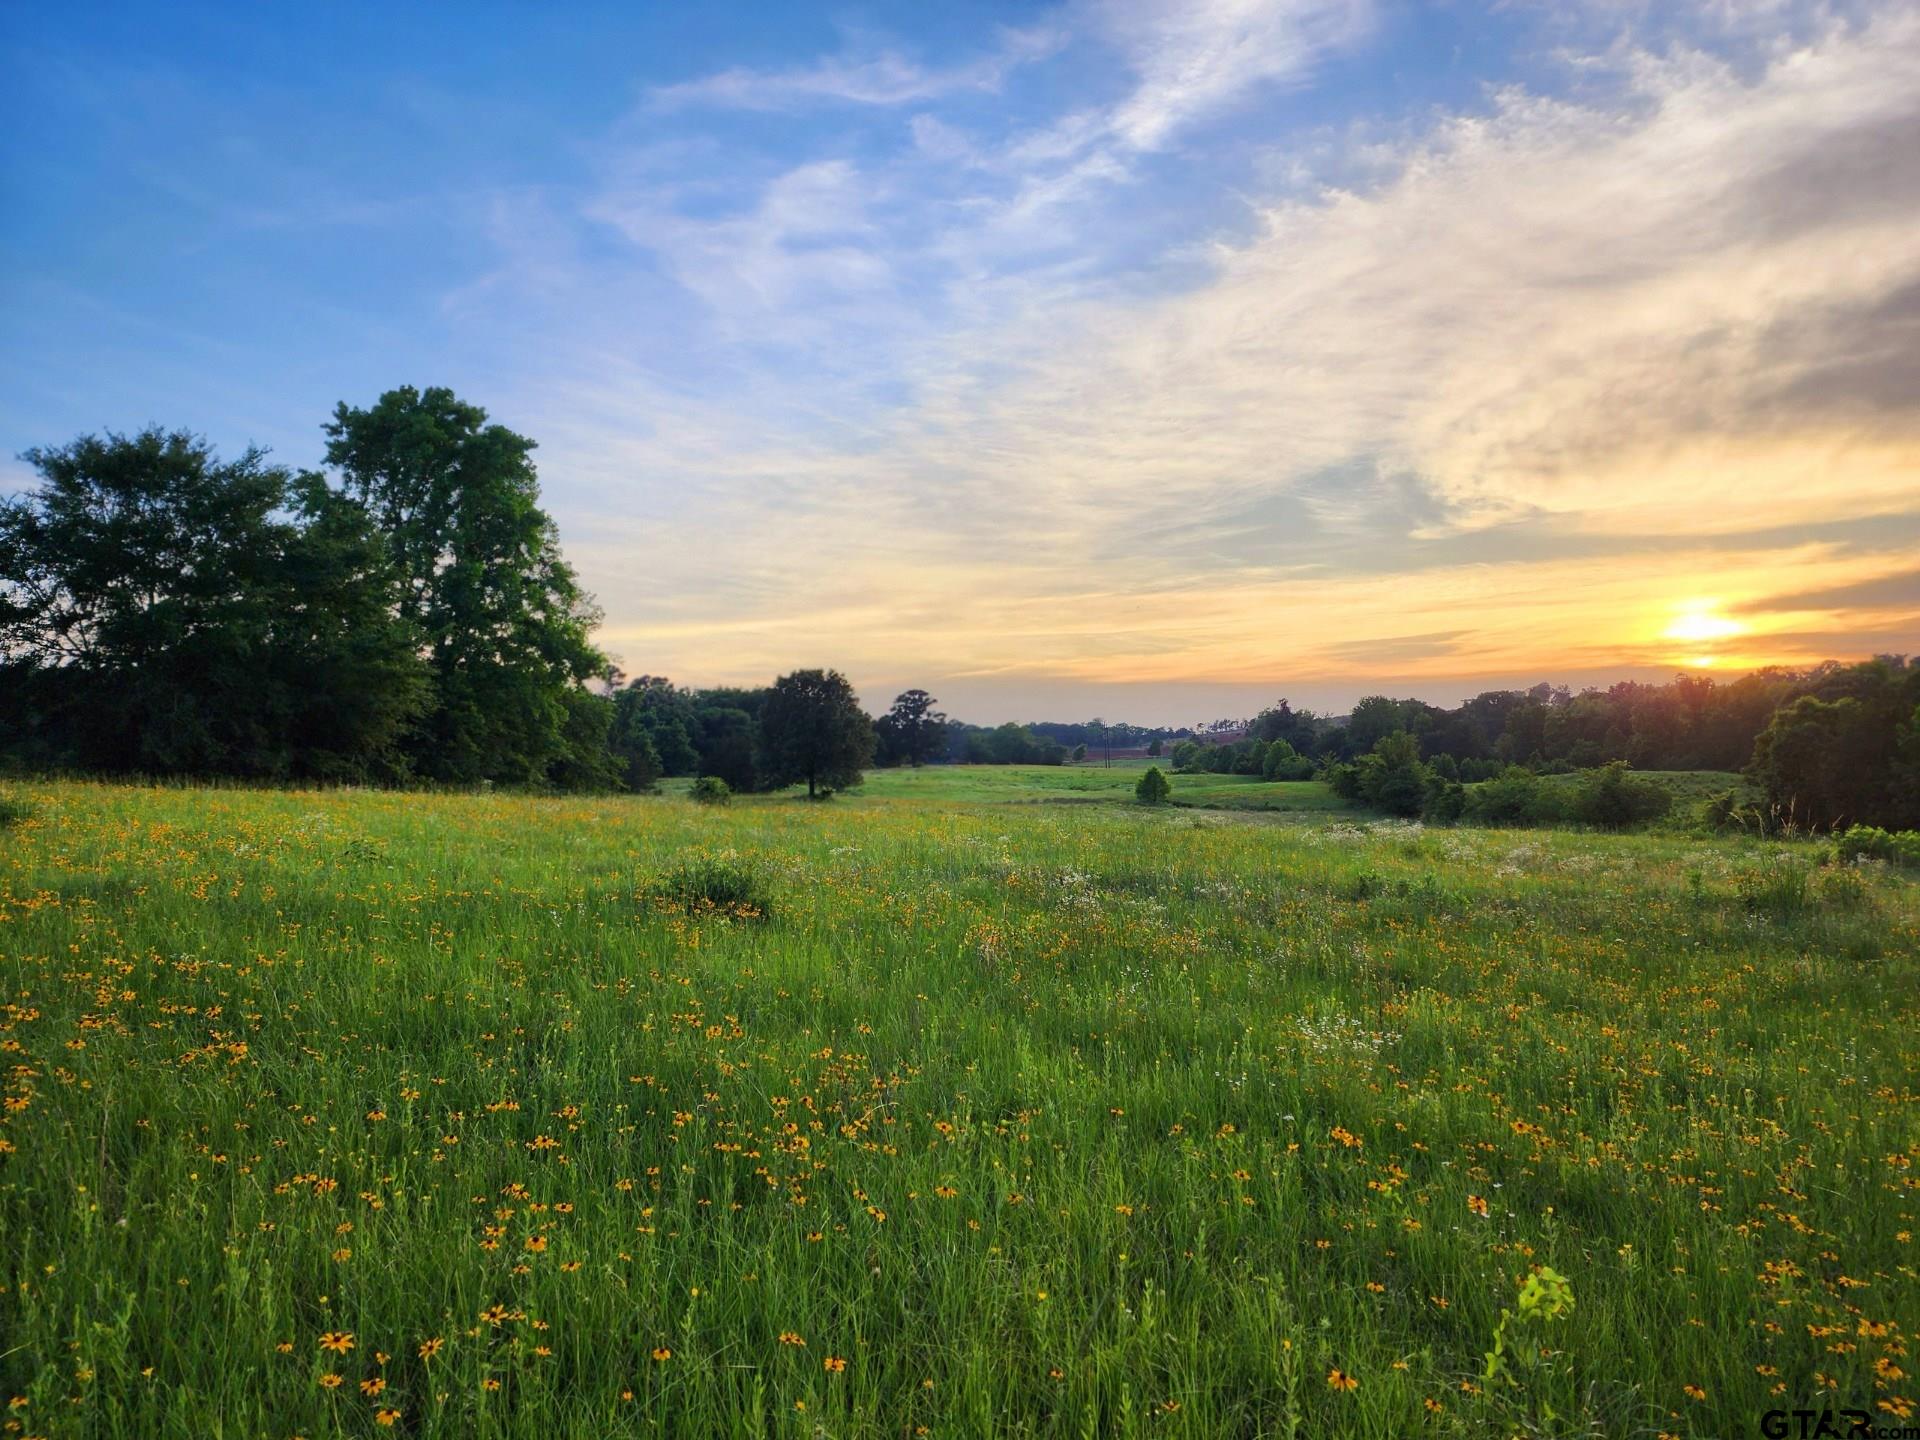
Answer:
[0,792,31,829]
[756,668,875,798]
[874,690,949,768]
[0,428,426,780]
[1816,865,1872,912]
[1704,787,1761,833]
[690,775,732,806]
[1261,739,1315,781]
[612,677,700,783]
[1421,775,1466,823]
[543,689,624,792]
[1748,662,1920,830]
[693,706,758,792]
[1462,766,1564,826]
[1483,1266,1577,1426]
[1835,825,1920,868]
[1346,695,1420,753]
[1348,732,1427,817]
[1324,760,1362,800]
[323,386,607,787]
[962,722,1065,766]
[1169,739,1201,771]
[1134,765,1171,805]
[645,852,770,919]
[1567,761,1673,830]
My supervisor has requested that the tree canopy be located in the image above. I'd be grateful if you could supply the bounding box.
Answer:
[875,689,948,767]
[322,386,609,786]
[1,429,424,779]
[756,668,875,798]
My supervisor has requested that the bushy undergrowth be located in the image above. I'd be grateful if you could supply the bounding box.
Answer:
[644,852,771,918]
[1837,824,1920,868]
[0,792,31,829]
[1567,761,1672,830]
[689,775,732,806]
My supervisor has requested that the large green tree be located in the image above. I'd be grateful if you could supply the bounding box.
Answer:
[0,429,425,779]
[756,668,874,798]
[322,387,607,786]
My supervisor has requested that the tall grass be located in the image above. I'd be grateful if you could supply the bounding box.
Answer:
[0,781,1913,1437]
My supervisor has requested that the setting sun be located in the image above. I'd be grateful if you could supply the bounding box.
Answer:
[1663,608,1747,645]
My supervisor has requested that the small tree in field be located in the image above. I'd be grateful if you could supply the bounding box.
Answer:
[757,668,875,799]
[1072,744,1087,763]
[1148,739,1162,757]
[1136,766,1172,805]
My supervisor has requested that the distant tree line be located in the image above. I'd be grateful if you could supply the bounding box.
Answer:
[1170,668,1920,831]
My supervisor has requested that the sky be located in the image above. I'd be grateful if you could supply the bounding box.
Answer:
[3,0,1917,726]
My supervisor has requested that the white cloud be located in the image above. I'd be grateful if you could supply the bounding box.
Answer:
[1096,0,1376,150]
[649,25,1063,112]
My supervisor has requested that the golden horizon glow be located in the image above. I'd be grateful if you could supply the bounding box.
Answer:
[1662,606,1748,646]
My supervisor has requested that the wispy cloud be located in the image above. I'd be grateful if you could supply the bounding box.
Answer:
[649,25,1063,112]
[1096,0,1376,150]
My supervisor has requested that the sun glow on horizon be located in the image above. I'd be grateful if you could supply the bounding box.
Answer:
[1663,605,1747,645]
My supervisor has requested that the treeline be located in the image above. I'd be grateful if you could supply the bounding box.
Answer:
[0,392,876,798]
[1172,674,1802,776]
[1172,666,1920,831]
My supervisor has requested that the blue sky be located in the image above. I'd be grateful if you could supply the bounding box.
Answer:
[4,0,1916,724]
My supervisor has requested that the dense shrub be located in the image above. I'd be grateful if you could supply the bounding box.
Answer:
[690,775,732,806]
[1704,788,1760,832]
[1462,767,1563,826]
[1422,776,1466,823]
[645,855,770,920]
[1135,766,1172,805]
[1350,732,1427,817]
[1568,762,1672,830]
[1835,825,1920,868]
[1325,762,1361,800]
[1261,740,1315,781]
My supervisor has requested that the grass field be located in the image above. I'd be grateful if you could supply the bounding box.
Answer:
[817,762,1356,813]
[1,779,1915,1438]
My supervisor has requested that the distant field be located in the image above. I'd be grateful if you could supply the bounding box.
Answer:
[1,780,1913,1437]
[839,762,1355,813]
[808,762,1745,825]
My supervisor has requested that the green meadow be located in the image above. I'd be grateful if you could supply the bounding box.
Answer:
[754,761,1358,813]
[0,776,1914,1438]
